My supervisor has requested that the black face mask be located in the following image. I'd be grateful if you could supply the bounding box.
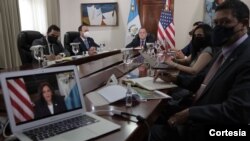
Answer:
[48,36,58,44]
[212,25,235,46]
[193,36,207,48]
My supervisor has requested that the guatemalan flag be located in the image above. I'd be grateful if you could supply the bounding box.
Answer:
[125,0,141,45]
[57,73,81,110]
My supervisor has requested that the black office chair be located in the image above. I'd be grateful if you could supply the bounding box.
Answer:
[64,31,80,56]
[17,30,43,65]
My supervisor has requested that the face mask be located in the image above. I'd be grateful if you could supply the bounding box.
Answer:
[83,31,90,38]
[193,37,207,48]
[212,25,235,46]
[48,36,58,44]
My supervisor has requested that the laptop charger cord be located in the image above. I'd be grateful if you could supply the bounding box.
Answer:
[2,120,19,141]
[111,110,144,122]
[2,119,10,138]
[91,109,151,141]
[111,110,151,141]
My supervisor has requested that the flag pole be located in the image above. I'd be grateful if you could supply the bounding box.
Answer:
[164,0,169,50]
[131,0,135,11]
[164,0,171,11]
[164,3,169,11]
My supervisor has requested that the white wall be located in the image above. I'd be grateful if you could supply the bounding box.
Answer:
[174,0,250,49]
[59,0,250,50]
[174,0,204,49]
[60,0,130,50]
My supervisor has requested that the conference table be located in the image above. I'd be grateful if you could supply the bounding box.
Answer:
[0,49,172,141]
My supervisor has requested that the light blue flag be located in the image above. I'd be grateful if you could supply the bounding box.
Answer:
[64,83,81,110]
[57,73,81,110]
[125,0,141,45]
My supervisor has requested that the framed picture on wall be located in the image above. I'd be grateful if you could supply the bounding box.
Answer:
[204,0,224,26]
[81,2,118,26]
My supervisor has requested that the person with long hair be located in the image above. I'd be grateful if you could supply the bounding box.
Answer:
[151,0,250,140]
[34,82,67,119]
[164,23,213,75]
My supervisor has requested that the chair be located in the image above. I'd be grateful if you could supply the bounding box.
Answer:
[17,30,43,65]
[64,31,80,56]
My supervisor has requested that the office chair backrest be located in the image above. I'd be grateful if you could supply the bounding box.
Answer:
[17,30,43,65]
[64,31,80,56]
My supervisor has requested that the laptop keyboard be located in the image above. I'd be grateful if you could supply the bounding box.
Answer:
[24,115,99,141]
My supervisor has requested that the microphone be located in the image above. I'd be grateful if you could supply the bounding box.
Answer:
[111,110,145,122]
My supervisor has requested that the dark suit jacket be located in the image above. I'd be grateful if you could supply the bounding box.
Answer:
[126,34,156,48]
[34,95,67,119]
[185,36,250,124]
[181,41,192,56]
[32,36,70,56]
[73,37,99,55]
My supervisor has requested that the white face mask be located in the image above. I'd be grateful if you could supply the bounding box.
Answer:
[83,31,90,38]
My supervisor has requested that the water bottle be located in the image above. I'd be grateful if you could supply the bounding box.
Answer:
[126,83,133,107]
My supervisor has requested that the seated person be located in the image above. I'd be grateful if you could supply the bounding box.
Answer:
[73,25,99,55]
[32,25,70,61]
[126,27,155,48]
[151,1,250,140]
[172,21,204,59]
[164,23,213,75]
[34,82,67,119]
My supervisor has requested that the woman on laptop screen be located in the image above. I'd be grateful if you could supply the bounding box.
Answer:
[34,82,67,119]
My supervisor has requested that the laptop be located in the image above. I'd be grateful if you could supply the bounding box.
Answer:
[0,65,120,141]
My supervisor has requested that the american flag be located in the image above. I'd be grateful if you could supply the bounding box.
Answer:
[7,78,34,123]
[157,8,175,49]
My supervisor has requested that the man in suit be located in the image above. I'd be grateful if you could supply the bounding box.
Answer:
[151,0,250,140]
[126,27,155,48]
[32,25,70,61]
[73,25,99,55]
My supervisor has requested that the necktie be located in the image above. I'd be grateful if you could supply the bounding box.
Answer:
[48,44,55,55]
[193,53,224,102]
[140,40,144,47]
[84,39,89,49]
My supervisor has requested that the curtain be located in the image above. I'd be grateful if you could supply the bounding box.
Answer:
[0,0,60,68]
[46,0,60,27]
[19,0,60,35]
[19,0,48,34]
[0,0,21,68]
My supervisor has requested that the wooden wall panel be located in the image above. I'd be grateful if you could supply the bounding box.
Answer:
[138,0,174,37]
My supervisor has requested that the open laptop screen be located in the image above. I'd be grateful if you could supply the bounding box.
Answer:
[5,70,82,126]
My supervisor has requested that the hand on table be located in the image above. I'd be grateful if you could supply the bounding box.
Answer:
[55,55,63,60]
[153,70,176,83]
[88,47,97,56]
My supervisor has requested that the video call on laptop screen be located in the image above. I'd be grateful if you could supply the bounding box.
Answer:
[6,70,82,126]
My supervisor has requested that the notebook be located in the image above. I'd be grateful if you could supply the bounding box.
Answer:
[123,77,177,91]
[0,65,120,141]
